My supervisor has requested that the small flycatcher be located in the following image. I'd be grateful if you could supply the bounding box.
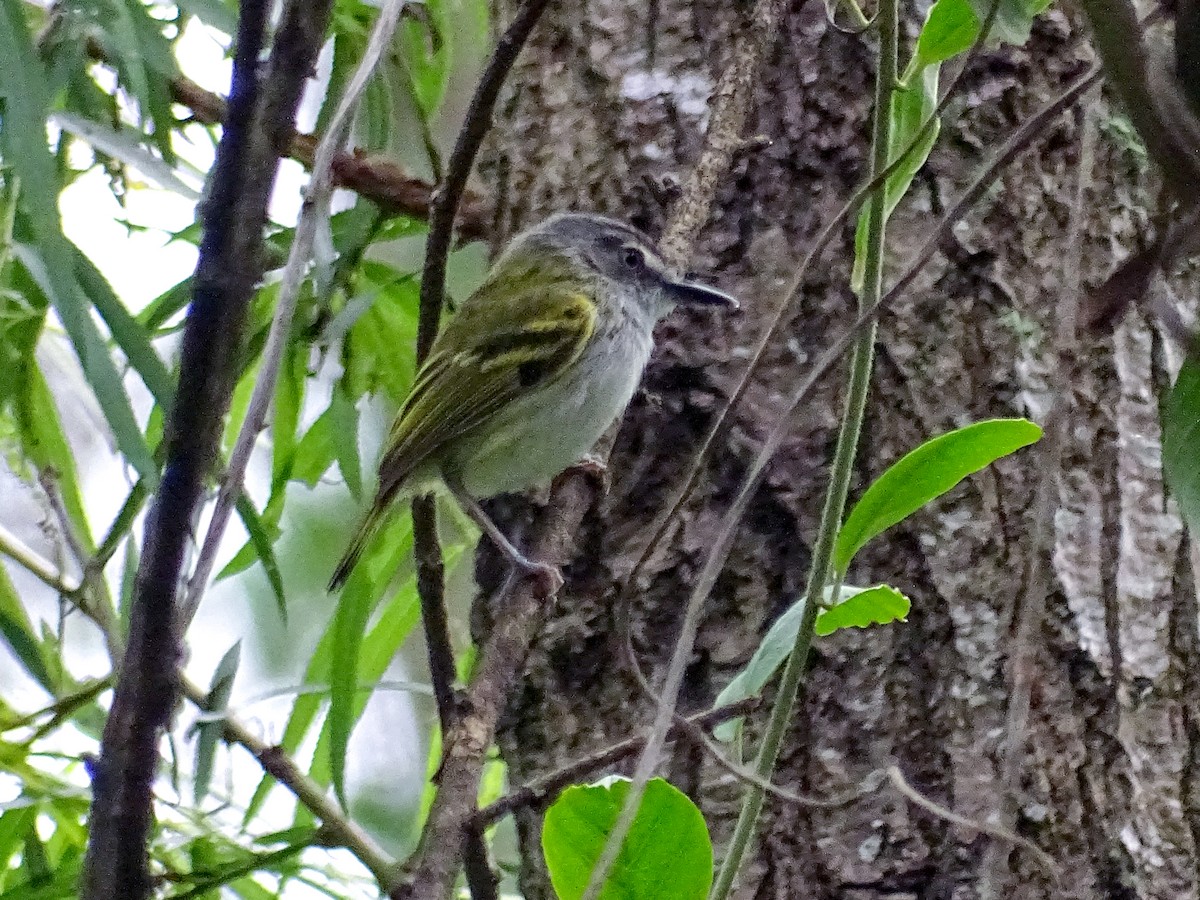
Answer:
[329,212,738,593]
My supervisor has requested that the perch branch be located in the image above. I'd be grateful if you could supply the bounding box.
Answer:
[402,2,554,898]
[579,3,785,897]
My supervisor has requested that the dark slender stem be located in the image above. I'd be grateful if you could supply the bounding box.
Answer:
[404,2,553,898]
[79,0,335,895]
[413,495,457,729]
[415,0,552,357]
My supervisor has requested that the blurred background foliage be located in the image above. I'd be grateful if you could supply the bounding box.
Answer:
[0,0,502,894]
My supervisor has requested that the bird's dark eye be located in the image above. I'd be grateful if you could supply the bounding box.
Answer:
[622,246,645,269]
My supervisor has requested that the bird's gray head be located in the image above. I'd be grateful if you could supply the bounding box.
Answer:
[501,212,738,320]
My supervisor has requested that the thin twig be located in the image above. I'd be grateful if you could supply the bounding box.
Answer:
[181,0,411,629]
[474,698,760,825]
[979,99,1097,900]
[185,680,401,891]
[887,766,1057,875]
[623,645,864,809]
[81,0,335,893]
[0,523,81,594]
[39,473,122,661]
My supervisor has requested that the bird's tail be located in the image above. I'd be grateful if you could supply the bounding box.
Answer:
[328,503,387,592]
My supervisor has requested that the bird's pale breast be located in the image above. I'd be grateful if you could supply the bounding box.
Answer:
[449,314,654,498]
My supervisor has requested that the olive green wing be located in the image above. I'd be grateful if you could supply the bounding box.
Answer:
[375,285,597,499]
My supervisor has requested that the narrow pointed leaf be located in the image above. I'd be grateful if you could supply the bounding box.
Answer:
[835,418,1042,572]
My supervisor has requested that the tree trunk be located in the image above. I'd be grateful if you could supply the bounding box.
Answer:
[476,1,1199,897]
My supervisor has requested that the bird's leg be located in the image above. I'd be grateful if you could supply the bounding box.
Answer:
[444,476,564,598]
[555,454,610,495]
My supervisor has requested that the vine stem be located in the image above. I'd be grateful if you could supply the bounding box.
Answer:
[710,0,896,892]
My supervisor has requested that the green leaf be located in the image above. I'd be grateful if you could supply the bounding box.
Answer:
[328,384,362,502]
[835,418,1042,572]
[1164,353,1200,536]
[542,777,713,900]
[16,363,94,551]
[916,0,980,66]
[0,5,156,484]
[245,515,418,822]
[0,287,44,414]
[138,276,193,331]
[0,565,55,693]
[400,1,451,117]
[175,0,238,35]
[271,344,306,489]
[327,523,412,806]
[815,583,910,636]
[965,0,1048,45]
[712,585,862,741]
[231,495,287,622]
[291,407,339,487]
[342,267,419,403]
[50,112,199,199]
[73,245,175,407]
[0,807,37,873]
[193,641,241,804]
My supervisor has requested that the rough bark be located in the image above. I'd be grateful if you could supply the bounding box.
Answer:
[475,1,1200,897]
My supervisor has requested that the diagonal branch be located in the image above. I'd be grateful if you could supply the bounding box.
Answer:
[85,39,488,236]
[80,0,335,895]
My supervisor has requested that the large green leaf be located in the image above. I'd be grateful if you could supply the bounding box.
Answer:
[835,418,1042,572]
[542,777,713,900]
[1164,353,1200,536]
[0,1,156,483]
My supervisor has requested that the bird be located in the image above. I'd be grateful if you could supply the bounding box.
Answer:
[329,211,738,594]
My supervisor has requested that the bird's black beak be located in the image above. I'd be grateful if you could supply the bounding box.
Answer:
[665,277,739,309]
